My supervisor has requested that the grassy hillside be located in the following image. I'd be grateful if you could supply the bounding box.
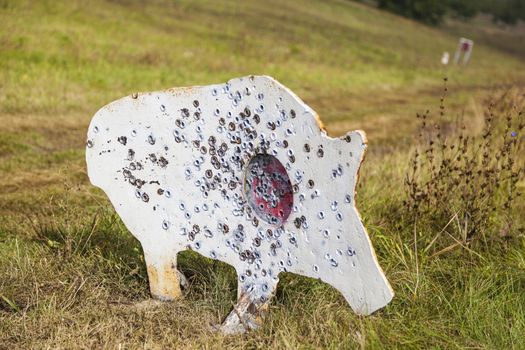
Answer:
[2,0,524,133]
[1,0,524,348]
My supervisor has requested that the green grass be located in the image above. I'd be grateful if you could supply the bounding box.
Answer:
[1,0,525,348]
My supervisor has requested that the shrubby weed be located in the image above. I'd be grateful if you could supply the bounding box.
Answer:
[405,79,524,250]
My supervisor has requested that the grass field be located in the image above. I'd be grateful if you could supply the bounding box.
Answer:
[1,0,524,348]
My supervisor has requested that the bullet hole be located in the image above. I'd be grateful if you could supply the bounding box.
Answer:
[158,156,168,167]
[147,134,156,145]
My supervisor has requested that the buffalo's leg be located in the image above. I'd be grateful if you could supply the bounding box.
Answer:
[143,248,185,300]
[220,280,278,334]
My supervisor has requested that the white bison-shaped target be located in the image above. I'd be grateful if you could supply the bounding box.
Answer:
[86,76,393,333]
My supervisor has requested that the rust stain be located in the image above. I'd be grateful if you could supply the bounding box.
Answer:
[146,261,182,300]
[313,111,326,132]
[167,86,199,97]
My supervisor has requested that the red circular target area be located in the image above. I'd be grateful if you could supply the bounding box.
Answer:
[244,154,293,226]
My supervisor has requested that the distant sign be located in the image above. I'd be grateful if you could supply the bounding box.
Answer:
[453,37,474,65]
[86,76,393,334]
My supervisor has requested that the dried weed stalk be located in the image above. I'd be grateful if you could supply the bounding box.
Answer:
[405,79,524,248]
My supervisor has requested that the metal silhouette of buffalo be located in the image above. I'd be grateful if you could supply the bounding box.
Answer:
[86,76,393,333]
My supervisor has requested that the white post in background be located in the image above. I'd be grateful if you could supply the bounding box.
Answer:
[441,51,450,65]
